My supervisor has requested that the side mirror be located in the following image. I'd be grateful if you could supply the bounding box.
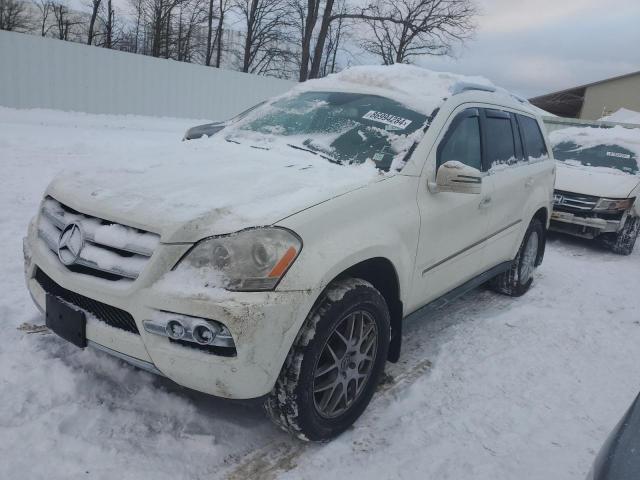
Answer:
[434,160,482,194]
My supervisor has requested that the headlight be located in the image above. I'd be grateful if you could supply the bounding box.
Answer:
[175,227,302,291]
[593,197,635,212]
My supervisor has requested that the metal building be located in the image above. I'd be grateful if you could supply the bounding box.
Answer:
[529,71,640,120]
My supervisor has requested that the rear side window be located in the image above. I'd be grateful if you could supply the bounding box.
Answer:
[438,114,482,171]
[518,115,548,160]
[484,110,516,166]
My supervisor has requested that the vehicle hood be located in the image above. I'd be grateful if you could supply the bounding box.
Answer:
[555,162,640,198]
[46,137,384,243]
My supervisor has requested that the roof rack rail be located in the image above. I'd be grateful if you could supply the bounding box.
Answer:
[451,81,497,96]
[510,93,528,104]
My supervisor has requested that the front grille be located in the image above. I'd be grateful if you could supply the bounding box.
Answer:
[37,197,160,281]
[553,190,599,213]
[35,268,140,334]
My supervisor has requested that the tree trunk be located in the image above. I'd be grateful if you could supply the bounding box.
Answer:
[298,0,319,82]
[205,0,214,65]
[242,0,258,72]
[164,8,171,58]
[105,0,113,48]
[87,0,100,45]
[308,0,334,79]
[214,8,224,67]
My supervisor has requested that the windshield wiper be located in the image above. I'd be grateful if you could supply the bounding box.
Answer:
[286,143,342,165]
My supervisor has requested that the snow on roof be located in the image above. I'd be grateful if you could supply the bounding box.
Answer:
[600,108,640,125]
[291,64,503,116]
[549,125,640,159]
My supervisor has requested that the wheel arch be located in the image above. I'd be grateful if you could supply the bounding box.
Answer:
[532,206,548,266]
[326,257,403,363]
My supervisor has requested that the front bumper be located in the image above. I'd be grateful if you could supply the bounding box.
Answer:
[550,210,624,238]
[24,220,316,399]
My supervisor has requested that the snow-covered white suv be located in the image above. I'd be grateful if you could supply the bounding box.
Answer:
[548,125,640,254]
[23,65,555,441]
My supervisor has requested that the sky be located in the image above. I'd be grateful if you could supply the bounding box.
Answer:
[417,0,640,98]
[106,0,639,98]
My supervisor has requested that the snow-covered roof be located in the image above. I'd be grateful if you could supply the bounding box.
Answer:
[290,64,517,116]
[600,108,640,125]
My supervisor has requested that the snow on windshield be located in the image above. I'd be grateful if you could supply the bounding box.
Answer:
[550,125,640,175]
[226,90,429,171]
[224,64,528,172]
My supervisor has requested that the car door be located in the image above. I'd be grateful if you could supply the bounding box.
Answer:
[409,107,494,311]
[482,110,552,266]
[480,108,529,265]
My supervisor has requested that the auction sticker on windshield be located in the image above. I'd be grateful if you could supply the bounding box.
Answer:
[363,110,412,129]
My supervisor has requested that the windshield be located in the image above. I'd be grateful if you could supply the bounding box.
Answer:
[553,140,638,175]
[227,91,429,171]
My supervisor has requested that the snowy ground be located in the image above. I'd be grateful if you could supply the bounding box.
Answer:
[2,106,640,480]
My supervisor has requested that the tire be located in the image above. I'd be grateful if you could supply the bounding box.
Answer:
[264,278,390,441]
[490,218,544,297]
[600,215,640,256]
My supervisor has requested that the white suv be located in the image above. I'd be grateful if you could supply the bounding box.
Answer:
[24,65,555,441]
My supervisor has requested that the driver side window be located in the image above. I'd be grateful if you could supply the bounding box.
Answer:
[437,110,482,171]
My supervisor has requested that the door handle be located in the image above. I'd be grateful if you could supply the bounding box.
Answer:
[525,178,534,188]
[479,196,492,209]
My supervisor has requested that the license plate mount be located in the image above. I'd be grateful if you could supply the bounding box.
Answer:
[45,294,87,348]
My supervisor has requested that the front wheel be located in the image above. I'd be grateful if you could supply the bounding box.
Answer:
[490,218,544,297]
[264,278,390,441]
[600,215,639,255]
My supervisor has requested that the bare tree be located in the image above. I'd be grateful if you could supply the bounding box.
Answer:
[137,0,185,57]
[292,0,475,81]
[320,0,347,77]
[35,0,53,36]
[0,0,32,31]
[129,0,143,52]
[174,0,205,61]
[204,0,229,66]
[212,0,229,66]
[52,1,79,40]
[86,0,101,44]
[100,0,115,47]
[236,0,292,75]
[360,0,476,65]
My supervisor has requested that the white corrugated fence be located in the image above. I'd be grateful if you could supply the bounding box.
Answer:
[0,30,294,120]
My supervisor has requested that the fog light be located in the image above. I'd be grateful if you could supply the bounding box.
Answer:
[192,322,219,345]
[165,319,186,339]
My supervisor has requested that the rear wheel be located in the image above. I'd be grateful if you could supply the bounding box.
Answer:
[600,215,639,256]
[264,278,390,441]
[490,218,543,297]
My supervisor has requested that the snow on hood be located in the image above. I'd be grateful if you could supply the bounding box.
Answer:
[555,163,640,199]
[47,136,382,243]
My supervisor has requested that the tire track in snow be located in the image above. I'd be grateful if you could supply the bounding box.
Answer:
[223,356,436,480]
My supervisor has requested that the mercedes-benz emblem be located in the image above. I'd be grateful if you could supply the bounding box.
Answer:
[57,222,85,266]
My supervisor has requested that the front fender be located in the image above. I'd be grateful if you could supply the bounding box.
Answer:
[275,174,421,310]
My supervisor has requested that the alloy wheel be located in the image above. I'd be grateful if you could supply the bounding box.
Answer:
[312,310,379,419]
[520,231,539,283]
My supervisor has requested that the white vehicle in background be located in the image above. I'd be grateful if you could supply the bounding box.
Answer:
[23,65,554,441]
[548,124,640,255]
